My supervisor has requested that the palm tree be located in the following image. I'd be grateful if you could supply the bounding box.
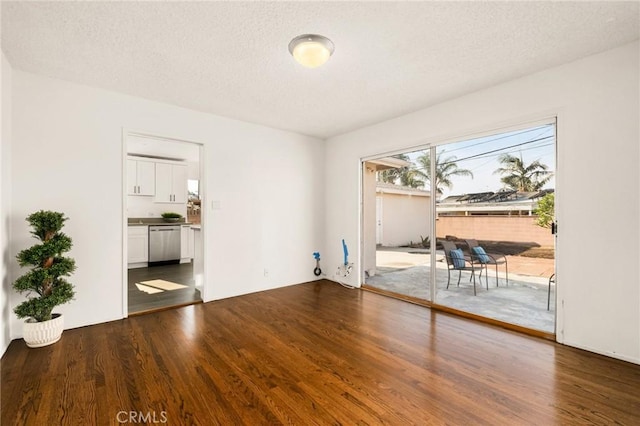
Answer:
[377,154,425,188]
[399,169,425,188]
[415,151,473,195]
[377,153,409,184]
[377,168,399,184]
[494,154,552,191]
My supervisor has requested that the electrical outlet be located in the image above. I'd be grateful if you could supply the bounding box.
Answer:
[336,264,354,278]
[263,268,269,278]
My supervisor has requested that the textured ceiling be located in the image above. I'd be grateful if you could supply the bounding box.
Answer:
[2,2,639,139]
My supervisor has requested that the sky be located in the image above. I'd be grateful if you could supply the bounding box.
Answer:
[403,123,555,198]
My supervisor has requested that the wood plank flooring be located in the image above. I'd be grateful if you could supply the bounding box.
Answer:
[128,263,201,314]
[2,280,639,425]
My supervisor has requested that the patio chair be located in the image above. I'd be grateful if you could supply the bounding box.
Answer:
[441,241,487,296]
[465,239,508,287]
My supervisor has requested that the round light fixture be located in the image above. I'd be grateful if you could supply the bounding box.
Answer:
[288,34,335,68]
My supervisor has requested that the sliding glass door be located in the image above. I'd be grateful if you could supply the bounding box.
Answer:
[362,149,433,302]
[362,120,556,334]
[432,122,556,333]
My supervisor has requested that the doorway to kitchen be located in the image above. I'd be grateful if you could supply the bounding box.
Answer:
[124,131,204,315]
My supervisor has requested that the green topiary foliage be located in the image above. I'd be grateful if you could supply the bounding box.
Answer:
[13,211,76,322]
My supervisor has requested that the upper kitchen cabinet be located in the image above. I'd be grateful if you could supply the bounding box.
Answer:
[155,162,187,203]
[127,158,155,196]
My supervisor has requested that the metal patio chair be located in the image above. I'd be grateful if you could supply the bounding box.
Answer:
[441,240,487,296]
[465,239,509,287]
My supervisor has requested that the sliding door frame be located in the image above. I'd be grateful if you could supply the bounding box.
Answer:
[360,115,558,340]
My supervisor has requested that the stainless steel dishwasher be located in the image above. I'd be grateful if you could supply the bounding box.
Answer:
[148,225,181,265]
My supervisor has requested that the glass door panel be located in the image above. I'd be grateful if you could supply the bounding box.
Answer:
[433,123,556,333]
[362,148,433,302]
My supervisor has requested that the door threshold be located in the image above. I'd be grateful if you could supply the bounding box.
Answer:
[361,284,555,341]
[362,284,431,308]
[128,300,203,317]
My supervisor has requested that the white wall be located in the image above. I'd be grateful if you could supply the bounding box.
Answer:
[325,41,640,364]
[10,71,325,338]
[1,53,12,356]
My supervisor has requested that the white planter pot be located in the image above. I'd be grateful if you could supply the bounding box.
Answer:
[23,313,64,348]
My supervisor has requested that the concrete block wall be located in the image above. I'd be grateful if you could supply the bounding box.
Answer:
[436,215,554,246]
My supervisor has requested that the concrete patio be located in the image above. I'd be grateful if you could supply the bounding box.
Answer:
[365,248,556,333]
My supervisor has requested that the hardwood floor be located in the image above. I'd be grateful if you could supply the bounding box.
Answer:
[2,280,639,425]
[128,262,202,314]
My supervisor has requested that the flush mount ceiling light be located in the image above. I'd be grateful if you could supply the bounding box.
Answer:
[288,34,335,68]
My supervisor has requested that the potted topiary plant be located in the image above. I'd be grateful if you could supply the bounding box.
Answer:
[13,210,76,348]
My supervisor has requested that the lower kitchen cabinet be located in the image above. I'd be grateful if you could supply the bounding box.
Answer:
[180,225,194,262]
[128,226,148,266]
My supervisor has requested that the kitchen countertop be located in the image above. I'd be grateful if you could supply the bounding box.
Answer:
[128,220,193,226]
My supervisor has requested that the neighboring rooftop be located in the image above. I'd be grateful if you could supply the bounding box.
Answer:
[437,189,554,216]
[440,189,554,204]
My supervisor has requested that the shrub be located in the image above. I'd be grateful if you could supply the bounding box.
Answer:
[13,211,76,322]
[534,193,554,229]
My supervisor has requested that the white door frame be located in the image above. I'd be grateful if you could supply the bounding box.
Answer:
[121,129,207,318]
[375,196,383,245]
[359,114,558,335]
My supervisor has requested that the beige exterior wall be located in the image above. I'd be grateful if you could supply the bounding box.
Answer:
[362,163,431,277]
[379,192,430,247]
[436,215,554,246]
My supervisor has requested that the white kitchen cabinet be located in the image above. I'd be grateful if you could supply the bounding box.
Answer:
[127,226,148,266]
[127,159,155,196]
[180,225,194,261]
[155,163,187,203]
[189,228,195,259]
